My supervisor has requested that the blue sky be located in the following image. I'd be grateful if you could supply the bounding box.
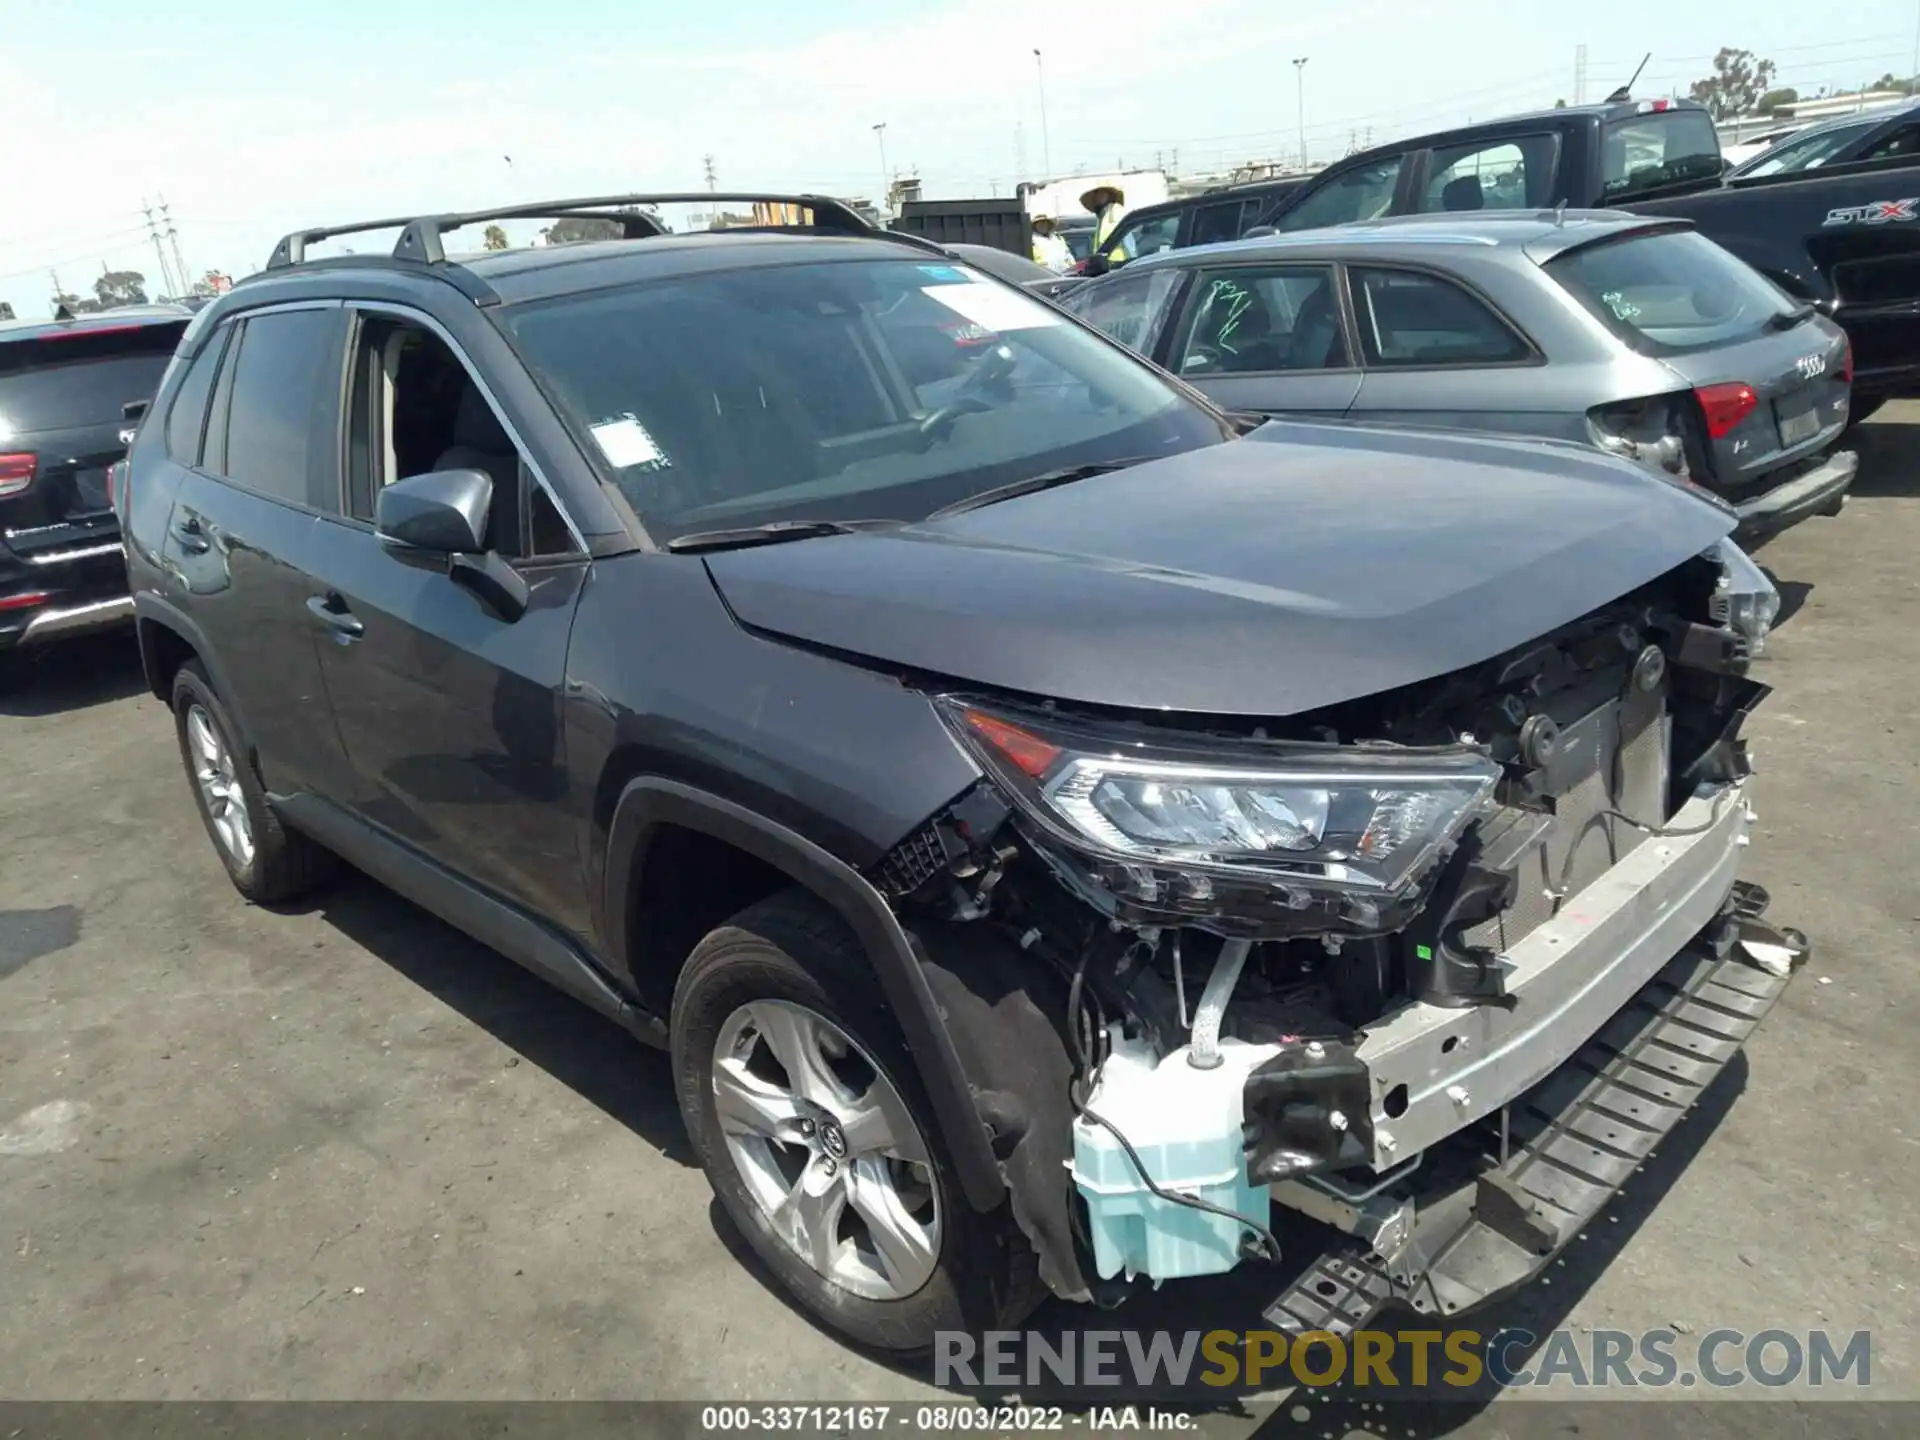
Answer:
[5,0,1920,317]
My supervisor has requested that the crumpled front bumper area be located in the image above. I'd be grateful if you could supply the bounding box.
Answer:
[1261,896,1799,1337]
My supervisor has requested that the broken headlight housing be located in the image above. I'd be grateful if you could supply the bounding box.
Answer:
[1708,536,1780,657]
[943,702,1498,898]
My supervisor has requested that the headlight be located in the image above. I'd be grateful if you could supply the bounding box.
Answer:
[944,703,1497,895]
[1708,536,1779,657]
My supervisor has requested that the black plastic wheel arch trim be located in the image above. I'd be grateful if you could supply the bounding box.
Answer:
[602,777,1007,1212]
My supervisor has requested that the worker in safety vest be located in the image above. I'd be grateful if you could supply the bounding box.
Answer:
[1082,183,1130,260]
[1030,213,1073,273]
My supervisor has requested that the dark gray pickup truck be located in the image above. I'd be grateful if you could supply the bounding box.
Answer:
[1249,96,1920,411]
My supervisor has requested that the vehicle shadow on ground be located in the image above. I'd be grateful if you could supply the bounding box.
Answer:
[714,1052,1749,1434]
[1846,418,1920,498]
[0,632,148,716]
[294,870,694,1167]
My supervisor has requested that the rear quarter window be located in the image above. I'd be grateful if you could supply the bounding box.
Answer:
[1547,228,1795,355]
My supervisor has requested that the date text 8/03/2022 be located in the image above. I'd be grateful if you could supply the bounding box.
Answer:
[699,1406,1198,1431]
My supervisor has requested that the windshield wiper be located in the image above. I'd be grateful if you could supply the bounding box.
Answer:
[1765,302,1818,331]
[664,518,899,553]
[926,458,1152,519]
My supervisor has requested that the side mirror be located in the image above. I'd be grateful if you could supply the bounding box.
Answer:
[375,468,492,554]
[374,468,531,623]
[1081,254,1113,278]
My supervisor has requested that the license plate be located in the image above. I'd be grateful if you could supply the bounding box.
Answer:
[1777,406,1820,447]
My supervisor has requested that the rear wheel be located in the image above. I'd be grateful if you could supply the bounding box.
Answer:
[171,661,333,903]
[671,891,1041,1354]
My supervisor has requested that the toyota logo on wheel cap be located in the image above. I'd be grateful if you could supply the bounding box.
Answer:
[819,1120,848,1159]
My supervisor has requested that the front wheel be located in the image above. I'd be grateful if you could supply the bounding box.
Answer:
[671,892,1041,1354]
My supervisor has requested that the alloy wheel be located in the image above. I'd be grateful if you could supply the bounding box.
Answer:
[711,999,941,1301]
[186,703,254,867]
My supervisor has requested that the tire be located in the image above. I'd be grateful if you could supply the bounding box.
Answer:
[672,890,1042,1354]
[171,660,334,904]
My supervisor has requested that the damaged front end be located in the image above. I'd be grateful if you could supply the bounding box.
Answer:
[875,536,1800,1318]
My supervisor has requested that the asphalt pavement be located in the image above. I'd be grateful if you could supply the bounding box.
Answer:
[2,409,1916,1434]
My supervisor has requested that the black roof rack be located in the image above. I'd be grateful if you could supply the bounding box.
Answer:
[267,192,920,271]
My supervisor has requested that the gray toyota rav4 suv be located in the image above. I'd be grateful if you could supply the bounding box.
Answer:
[121,194,1803,1355]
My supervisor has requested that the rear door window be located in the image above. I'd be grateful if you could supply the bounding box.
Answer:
[1601,110,1725,199]
[0,322,185,438]
[212,308,345,509]
[1350,268,1532,366]
[1276,157,1405,232]
[1172,266,1347,374]
[1420,134,1558,212]
[1546,227,1796,354]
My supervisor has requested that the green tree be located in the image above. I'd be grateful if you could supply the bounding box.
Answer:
[540,215,623,244]
[1755,86,1799,113]
[482,224,509,251]
[93,270,148,308]
[1553,97,1568,108]
[1688,47,1777,119]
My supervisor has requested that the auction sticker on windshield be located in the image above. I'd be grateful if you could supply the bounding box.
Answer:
[923,280,1061,332]
[589,413,669,469]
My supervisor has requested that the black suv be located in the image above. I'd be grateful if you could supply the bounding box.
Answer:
[2,304,192,662]
[124,193,1801,1355]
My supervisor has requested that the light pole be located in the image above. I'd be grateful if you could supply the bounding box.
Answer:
[1033,49,1053,180]
[1293,57,1309,169]
[873,123,890,210]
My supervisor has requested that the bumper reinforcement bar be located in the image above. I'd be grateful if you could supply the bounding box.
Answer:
[1262,922,1797,1337]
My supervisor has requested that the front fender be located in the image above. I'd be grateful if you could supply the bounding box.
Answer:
[602,777,1007,1213]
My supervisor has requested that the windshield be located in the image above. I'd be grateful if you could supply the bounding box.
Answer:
[1732,119,1874,178]
[1600,111,1724,199]
[1547,228,1796,354]
[506,257,1228,540]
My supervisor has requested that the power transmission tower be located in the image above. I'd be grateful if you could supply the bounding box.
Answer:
[1575,44,1588,105]
[702,154,717,192]
[159,196,190,296]
[142,199,179,299]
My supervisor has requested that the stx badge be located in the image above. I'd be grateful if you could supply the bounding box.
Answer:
[1824,198,1918,226]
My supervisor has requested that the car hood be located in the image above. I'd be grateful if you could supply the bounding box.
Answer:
[703,421,1735,717]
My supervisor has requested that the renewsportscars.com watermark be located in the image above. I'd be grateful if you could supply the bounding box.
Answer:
[936,1327,1873,1392]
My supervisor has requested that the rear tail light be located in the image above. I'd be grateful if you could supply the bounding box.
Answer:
[0,452,35,498]
[1839,337,1854,383]
[1694,382,1759,439]
[0,590,52,613]
[107,460,129,511]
